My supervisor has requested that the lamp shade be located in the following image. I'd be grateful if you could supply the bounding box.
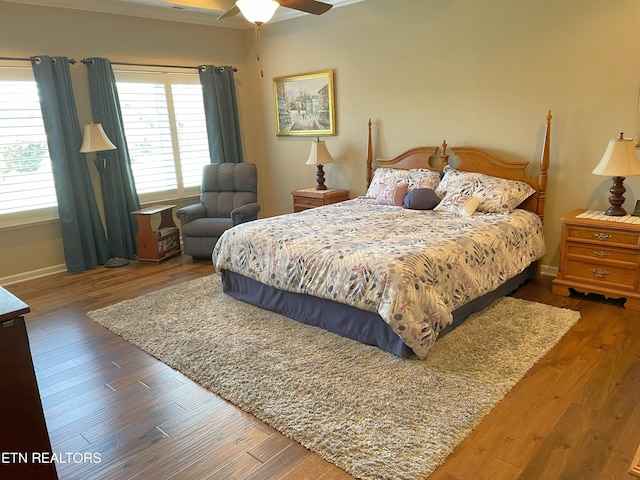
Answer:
[236,0,279,23]
[79,123,116,153]
[306,138,335,166]
[592,133,640,177]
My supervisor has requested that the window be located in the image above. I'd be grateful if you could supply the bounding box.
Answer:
[0,67,57,227]
[114,69,209,203]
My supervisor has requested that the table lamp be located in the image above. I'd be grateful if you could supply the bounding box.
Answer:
[306,137,334,190]
[592,132,640,216]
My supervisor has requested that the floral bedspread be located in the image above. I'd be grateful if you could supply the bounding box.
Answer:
[212,197,546,358]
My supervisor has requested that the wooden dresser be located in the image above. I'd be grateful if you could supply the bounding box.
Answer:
[291,188,349,212]
[0,287,58,479]
[552,209,640,310]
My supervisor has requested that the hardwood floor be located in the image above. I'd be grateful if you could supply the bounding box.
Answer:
[4,255,640,480]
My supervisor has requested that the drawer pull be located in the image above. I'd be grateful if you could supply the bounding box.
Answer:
[305,200,312,205]
[590,268,609,278]
[594,232,611,241]
[593,250,610,258]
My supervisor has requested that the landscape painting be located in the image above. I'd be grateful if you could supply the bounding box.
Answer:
[273,70,335,136]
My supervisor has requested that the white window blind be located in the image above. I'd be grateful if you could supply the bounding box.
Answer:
[115,70,209,203]
[0,69,58,226]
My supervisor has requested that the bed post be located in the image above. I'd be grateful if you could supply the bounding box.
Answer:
[366,118,373,188]
[537,110,552,223]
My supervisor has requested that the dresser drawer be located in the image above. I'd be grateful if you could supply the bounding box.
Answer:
[294,196,325,209]
[566,225,640,248]
[565,243,639,263]
[564,258,638,291]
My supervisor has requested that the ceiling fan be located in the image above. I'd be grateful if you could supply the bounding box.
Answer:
[219,0,333,24]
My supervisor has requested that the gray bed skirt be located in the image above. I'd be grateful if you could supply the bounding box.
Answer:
[220,264,537,358]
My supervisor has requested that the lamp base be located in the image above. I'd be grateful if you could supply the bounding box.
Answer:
[315,164,327,190]
[104,257,130,268]
[604,176,627,216]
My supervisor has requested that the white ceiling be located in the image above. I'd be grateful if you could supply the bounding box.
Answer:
[3,0,363,29]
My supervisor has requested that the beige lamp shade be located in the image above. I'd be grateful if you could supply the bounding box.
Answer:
[306,138,335,166]
[236,0,279,23]
[79,123,117,153]
[592,133,640,177]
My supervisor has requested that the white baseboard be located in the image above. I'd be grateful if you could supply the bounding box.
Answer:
[1,264,67,286]
[539,263,558,278]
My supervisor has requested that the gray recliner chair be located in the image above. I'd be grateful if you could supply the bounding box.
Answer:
[176,163,260,259]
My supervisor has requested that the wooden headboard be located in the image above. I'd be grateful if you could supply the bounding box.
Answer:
[365,111,552,222]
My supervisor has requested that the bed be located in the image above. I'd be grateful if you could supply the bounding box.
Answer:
[212,111,552,358]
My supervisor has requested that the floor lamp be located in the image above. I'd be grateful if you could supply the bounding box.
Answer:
[79,123,129,268]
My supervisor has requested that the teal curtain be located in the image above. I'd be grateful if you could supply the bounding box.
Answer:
[31,55,110,272]
[199,65,243,163]
[84,57,140,260]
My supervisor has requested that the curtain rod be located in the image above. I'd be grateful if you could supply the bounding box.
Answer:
[0,56,76,64]
[81,59,237,72]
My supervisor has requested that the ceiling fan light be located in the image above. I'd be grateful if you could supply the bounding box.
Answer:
[236,0,279,24]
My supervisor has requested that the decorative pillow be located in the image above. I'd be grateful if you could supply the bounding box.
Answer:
[376,182,409,206]
[434,179,481,216]
[433,192,481,216]
[473,176,536,213]
[407,169,441,192]
[436,166,535,213]
[435,165,481,197]
[365,168,411,198]
[403,188,441,210]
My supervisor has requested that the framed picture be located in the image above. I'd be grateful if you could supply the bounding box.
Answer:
[273,70,335,136]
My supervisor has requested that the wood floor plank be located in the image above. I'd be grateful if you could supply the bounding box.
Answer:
[242,442,311,480]
[165,426,270,480]
[103,410,258,480]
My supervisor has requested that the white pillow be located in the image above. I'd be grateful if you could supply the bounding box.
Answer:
[407,169,441,192]
[367,167,441,198]
[365,168,410,198]
[436,166,535,213]
[434,193,481,216]
[434,180,481,216]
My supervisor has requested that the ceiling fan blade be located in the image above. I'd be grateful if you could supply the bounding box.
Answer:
[217,4,240,20]
[278,0,333,15]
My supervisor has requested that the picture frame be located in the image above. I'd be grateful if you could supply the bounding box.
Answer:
[273,70,335,136]
[633,200,640,217]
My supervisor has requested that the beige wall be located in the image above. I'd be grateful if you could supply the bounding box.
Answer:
[254,0,640,272]
[1,0,639,282]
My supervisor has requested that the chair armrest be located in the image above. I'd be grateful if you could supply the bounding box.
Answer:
[176,203,206,225]
[231,203,261,225]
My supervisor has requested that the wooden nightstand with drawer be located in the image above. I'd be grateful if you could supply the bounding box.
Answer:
[552,208,640,310]
[292,188,350,212]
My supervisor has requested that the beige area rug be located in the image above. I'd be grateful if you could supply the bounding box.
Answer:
[88,275,580,480]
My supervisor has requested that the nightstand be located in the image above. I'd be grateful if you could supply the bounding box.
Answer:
[552,208,640,310]
[130,204,181,262]
[291,188,350,212]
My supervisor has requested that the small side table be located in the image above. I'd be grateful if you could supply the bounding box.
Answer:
[131,204,181,262]
[552,209,640,310]
[292,188,350,212]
